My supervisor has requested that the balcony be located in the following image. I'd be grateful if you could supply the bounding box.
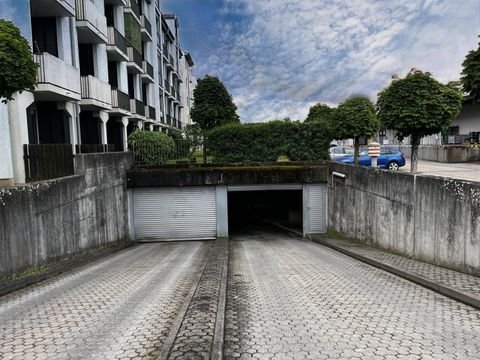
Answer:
[80,75,112,109]
[164,80,170,93]
[30,0,75,17]
[141,61,154,83]
[145,105,156,121]
[34,53,81,101]
[140,15,153,42]
[76,0,108,44]
[107,27,128,61]
[166,114,172,125]
[162,44,168,59]
[127,47,143,74]
[130,99,145,117]
[125,0,141,21]
[111,89,131,114]
[169,54,175,66]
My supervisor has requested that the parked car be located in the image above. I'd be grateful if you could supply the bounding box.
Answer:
[329,146,354,159]
[334,146,406,170]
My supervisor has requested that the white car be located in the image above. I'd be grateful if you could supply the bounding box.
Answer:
[329,146,354,159]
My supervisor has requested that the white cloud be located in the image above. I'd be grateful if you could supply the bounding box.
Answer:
[199,0,480,122]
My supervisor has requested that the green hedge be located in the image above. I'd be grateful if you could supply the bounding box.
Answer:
[208,121,331,163]
[128,130,175,166]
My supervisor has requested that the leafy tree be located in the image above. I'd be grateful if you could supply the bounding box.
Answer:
[304,103,336,138]
[184,123,203,155]
[334,96,379,164]
[0,20,38,102]
[461,37,480,103]
[190,75,239,162]
[378,69,463,172]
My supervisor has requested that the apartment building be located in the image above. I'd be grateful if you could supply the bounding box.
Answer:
[0,0,195,184]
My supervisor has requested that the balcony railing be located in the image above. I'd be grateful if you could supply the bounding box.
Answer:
[141,15,152,35]
[80,75,112,107]
[107,27,127,55]
[75,0,107,40]
[127,0,141,19]
[127,47,143,69]
[170,87,176,98]
[34,52,81,98]
[145,105,156,120]
[169,54,174,65]
[163,44,168,57]
[130,98,145,117]
[142,61,154,78]
[166,114,172,125]
[111,89,130,111]
[164,80,170,92]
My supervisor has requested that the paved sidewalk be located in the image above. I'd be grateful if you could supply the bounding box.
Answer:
[312,236,480,309]
[400,159,480,183]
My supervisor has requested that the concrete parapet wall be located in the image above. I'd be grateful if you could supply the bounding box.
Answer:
[328,163,480,275]
[0,153,131,279]
[399,145,480,162]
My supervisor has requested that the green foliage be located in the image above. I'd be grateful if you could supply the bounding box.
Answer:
[184,123,203,152]
[128,130,175,166]
[334,96,379,140]
[208,120,331,163]
[461,37,480,103]
[304,103,336,138]
[191,75,240,131]
[377,69,463,141]
[124,13,142,53]
[0,20,38,102]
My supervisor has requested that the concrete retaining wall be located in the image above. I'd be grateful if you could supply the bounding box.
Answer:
[399,145,480,163]
[328,163,480,275]
[0,153,131,279]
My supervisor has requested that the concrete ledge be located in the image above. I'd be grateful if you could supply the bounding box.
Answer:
[0,241,134,296]
[311,237,480,310]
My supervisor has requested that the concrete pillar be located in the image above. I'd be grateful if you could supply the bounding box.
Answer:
[122,117,129,151]
[137,121,144,130]
[0,103,14,185]
[8,92,34,184]
[57,102,79,153]
[93,43,109,82]
[216,186,229,238]
[118,62,128,93]
[99,111,109,145]
[56,17,73,65]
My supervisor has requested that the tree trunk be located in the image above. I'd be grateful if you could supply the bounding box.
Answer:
[354,137,360,165]
[410,134,419,173]
[202,129,207,164]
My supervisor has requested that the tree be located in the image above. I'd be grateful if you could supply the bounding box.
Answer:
[0,20,38,103]
[304,103,336,139]
[461,37,480,103]
[377,69,463,172]
[190,75,239,162]
[334,96,379,164]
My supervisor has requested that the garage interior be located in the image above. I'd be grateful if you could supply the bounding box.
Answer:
[227,190,303,234]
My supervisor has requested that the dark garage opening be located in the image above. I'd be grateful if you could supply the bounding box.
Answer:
[228,190,303,234]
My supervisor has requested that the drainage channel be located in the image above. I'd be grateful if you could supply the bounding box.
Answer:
[157,238,229,360]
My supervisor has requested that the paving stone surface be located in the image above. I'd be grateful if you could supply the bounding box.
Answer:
[166,239,228,360]
[225,228,480,360]
[0,242,209,360]
[319,237,480,298]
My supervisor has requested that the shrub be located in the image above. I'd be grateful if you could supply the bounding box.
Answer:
[128,130,175,166]
[208,121,331,163]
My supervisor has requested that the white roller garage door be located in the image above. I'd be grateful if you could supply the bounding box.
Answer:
[132,187,217,241]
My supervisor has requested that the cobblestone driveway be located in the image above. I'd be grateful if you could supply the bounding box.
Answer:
[0,242,208,360]
[225,229,480,360]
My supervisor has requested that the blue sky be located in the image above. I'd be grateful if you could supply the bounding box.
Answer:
[0,0,31,43]
[163,1,480,123]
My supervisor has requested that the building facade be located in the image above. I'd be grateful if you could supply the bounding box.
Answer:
[0,0,195,184]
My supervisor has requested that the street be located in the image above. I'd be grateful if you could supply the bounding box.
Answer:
[400,159,480,182]
[0,230,479,359]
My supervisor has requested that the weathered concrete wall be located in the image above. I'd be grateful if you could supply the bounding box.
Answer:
[0,153,131,278]
[328,163,480,275]
[399,145,480,163]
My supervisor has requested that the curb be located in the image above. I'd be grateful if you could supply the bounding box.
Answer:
[310,237,480,311]
[0,242,135,297]
[212,238,229,360]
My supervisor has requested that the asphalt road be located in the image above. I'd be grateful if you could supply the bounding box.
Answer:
[400,159,480,182]
[225,228,480,360]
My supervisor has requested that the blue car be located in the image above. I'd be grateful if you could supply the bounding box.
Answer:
[335,146,406,170]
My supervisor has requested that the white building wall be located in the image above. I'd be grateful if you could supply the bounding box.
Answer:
[452,103,480,134]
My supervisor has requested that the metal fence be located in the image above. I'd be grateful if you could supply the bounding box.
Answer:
[131,139,201,167]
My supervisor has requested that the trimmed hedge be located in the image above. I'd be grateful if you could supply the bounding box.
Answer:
[208,121,331,163]
[128,130,175,166]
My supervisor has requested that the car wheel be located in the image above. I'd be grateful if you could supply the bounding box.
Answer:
[388,161,399,171]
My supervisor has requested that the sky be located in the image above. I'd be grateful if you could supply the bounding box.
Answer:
[0,0,31,43]
[163,0,480,123]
